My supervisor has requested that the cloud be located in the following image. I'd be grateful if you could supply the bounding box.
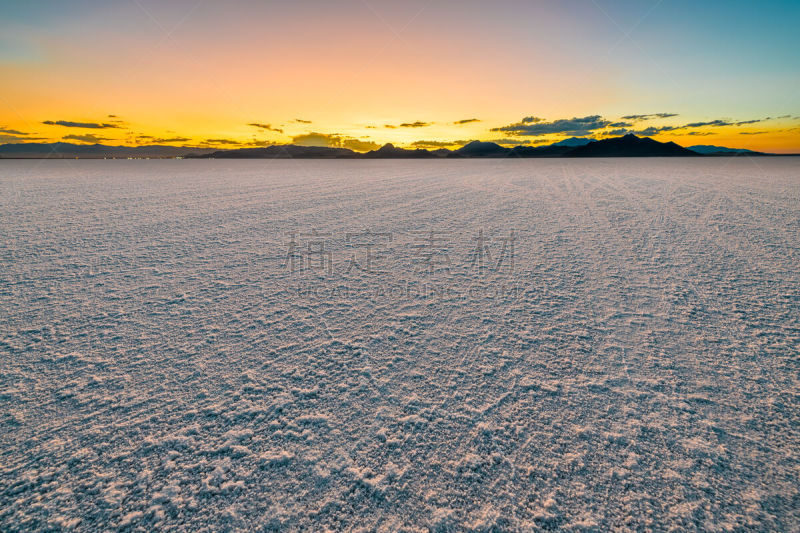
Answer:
[410,140,471,149]
[682,120,731,128]
[0,127,28,135]
[62,133,110,143]
[43,120,120,129]
[291,132,378,152]
[454,118,480,125]
[607,117,766,137]
[293,119,312,124]
[739,131,768,135]
[684,131,715,136]
[247,123,284,133]
[341,138,380,151]
[608,121,633,128]
[492,115,611,136]
[490,138,534,146]
[621,113,678,120]
[1,134,47,143]
[385,121,430,128]
[682,118,763,128]
[204,138,242,145]
[634,126,676,135]
[147,137,191,143]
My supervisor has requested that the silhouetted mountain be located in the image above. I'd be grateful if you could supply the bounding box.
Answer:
[564,134,699,157]
[688,145,763,155]
[550,137,593,147]
[363,143,438,158]
[450,141,509,157]
[191,145,354,158]
[0,142,215,158]
[0,136,774,159]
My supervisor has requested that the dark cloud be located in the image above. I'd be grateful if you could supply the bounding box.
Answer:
[681,118,763,128]
[683,119,731,128]
[385,121,430,128]
[294,119,312,124]
[635,126,676,135]
[291,132,378,152]
[608,121,633,128]
[0,127,28,135]
[492,115,611,136]
[621,113,678,120]
[43,120,120,129]
[739,131,768,135]
[609,117,766,137]
[454,118,480,125]
[204,138,242,145]
[247,123,284,133]
[684,131,715,136]
[1,134,47,143]
[149,137,191,143]
[62,133,110,143]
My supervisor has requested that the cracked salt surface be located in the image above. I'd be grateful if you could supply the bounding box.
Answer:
[1,158,798,530]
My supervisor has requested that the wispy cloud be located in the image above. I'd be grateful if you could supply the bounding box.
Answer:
[247,123,284,133]
[490,138,534,146]
[203,138,242,145]
[683,118,764,128]
[293,119,312,124]
[385,121,430,128]
[454,118,480,125]
[410,140,470,148]
[43,120,121,129]
[147,137,191,143]
[621,113,678,121]
[1,134,46,143]
[0,127,28,135]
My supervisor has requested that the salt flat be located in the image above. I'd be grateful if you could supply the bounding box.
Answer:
[1,158,798,531]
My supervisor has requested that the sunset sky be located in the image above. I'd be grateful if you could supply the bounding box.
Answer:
[1,0,799,152]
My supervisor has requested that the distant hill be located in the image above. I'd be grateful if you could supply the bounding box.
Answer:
[688,144,763,155]
[0,136,774,159]
[362,143,438,158]
[191,145,353,158]
[450,141,509,157]
[0,142,215,158]
[550,137,593,147]
[565,134,699,157]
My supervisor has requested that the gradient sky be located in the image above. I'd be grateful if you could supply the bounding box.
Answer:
[1,0,799,152]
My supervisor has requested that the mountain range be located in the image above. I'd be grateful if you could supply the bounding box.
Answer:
[0,134,775,159]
